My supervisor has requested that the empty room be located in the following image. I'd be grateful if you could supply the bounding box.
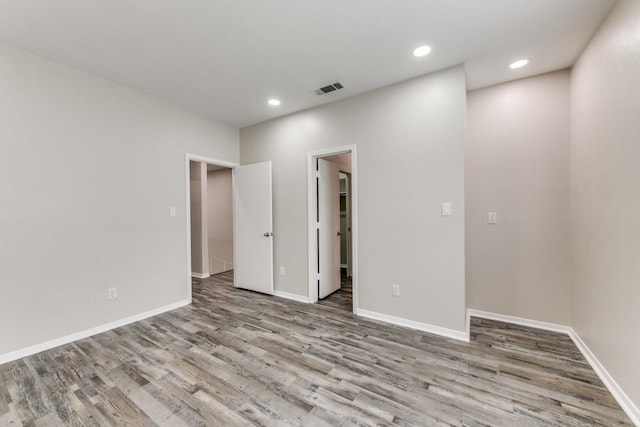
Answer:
[0,0,638,426]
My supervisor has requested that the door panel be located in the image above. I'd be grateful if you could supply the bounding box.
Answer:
[318,159,341,299]
[233,161,273,295]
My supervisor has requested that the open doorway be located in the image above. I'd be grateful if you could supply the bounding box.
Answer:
[188,159,235,292]
[205,164,234,276]
[307,146,358,313]
[185,154,275,302]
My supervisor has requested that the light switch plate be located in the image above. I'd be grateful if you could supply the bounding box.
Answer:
[441,202,452,216]
[392,284,400,297]
[488,212,497,224]
[169,206,177,217]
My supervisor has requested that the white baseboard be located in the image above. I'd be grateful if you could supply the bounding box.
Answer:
[356,308,469,342]
[273,290,311,304]
[568,330,640,426]
[468,309,639,426]
[0,299,190,366]
[191,272,210,279]
[467,309,572,334]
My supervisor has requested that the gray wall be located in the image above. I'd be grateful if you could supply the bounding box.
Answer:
[207,168,234,274]
[190,161,209,276]
[570,0,640,407]
[466,70,572,325]
[0,43,239,357]
[241,66,467,332]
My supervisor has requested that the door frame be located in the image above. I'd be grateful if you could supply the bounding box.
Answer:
[185,153,239,303]
[307,145,358,312]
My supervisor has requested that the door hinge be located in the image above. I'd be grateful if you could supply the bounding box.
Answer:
[315,222,320,229]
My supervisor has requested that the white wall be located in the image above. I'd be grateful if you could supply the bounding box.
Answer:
[570,0,640,409]
[190,161,209,276]
[0,43,239,357]
[241,66,467,333]
[466,70,572,325]
[207,168,233,274]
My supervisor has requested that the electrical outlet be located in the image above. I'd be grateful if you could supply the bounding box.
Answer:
[279,266,285,276]
[108,287,118,300]
[392,284,400,297]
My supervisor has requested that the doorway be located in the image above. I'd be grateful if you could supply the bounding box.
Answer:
[187,157,237,299]
[189,161,236,278]
[185,154,274,301]
[205,163,235,276]
[307,146,358,313]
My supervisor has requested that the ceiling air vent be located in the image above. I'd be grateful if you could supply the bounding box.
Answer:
[315,82,344,96]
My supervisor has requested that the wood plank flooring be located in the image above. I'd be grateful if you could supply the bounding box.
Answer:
[0,271,633,426]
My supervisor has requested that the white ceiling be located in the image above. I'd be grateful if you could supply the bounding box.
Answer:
[0,0,615,128]
[207,163,229,173]
[323,153,352,174]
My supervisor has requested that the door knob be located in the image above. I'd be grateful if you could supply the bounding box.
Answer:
[264,232,273,237]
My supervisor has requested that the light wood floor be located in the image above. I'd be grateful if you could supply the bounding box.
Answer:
[0,271,632,426]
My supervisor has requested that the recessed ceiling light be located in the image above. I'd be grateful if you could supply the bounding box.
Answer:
[267,99,281,106]
[509,59,529,69]
[413,45,431,57]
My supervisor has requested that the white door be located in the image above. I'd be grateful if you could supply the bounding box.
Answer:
[233,161,274,295]
[317,158,341,299]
